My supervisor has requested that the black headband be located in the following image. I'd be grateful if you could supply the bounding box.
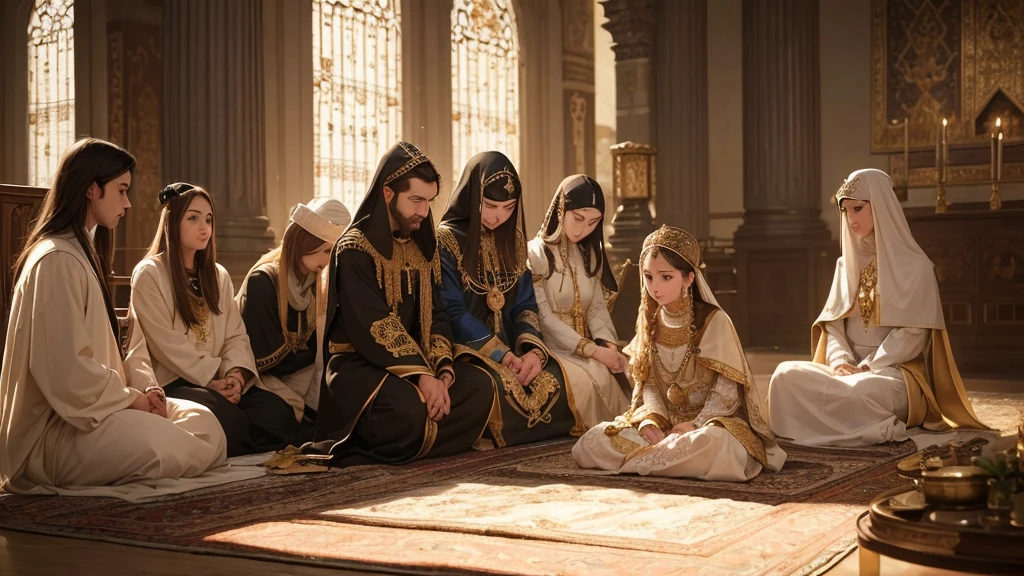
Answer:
[158,182,195,205]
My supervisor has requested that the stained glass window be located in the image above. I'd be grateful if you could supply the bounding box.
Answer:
[451,0,520,182]
[313,0,402,206]
[27,0,75,187]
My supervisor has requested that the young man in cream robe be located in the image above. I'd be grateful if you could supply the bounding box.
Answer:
[0,139,242,501]
[768,169,988,447]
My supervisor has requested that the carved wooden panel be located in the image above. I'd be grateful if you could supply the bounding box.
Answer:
[734,239,837,352]
[906,204,1024,377]
[1,185,46,357]
[873,0,1024,186]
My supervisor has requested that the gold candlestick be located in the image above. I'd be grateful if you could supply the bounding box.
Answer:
[936,118,948,213]
[991,118,1002,210]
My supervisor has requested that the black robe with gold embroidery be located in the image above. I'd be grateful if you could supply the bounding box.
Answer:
[307,142,494,466]
[239,267,317,379]
[437,151,583,448]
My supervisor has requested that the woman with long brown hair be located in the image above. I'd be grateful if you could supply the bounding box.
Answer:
[236,198,351,442]
[1,138,228,499]
[129,182,291,456]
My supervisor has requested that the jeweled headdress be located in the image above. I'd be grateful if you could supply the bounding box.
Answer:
[834,175,861,205]
[641,225,702,270]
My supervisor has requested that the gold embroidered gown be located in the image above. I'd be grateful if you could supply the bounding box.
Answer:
[768,169,986,447]
[307,142,494,466]
[438,152,583,447]
[527,237,628,427]
[573,302,784,480]
[572,225,786,480]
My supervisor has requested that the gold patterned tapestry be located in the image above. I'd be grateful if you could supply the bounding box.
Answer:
[872,0,1024,153]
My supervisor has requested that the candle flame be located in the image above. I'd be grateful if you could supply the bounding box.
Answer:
[997,117,1002,128]
[942,118,948,126]
[999,132,1003,141]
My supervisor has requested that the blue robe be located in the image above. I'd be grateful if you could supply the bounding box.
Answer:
[437,226,583,447]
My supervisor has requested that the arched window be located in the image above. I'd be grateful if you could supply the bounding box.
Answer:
[313,0,402,207]
[450,0,520,182]
[27,0,75,187]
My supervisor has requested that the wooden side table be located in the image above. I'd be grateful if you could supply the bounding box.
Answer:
[857,487,1024,575]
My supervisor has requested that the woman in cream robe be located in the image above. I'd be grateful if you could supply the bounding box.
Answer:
[768,169,987,446]
[131,183,291,456]
[1,138,227,500]
[527,175,629,427]
[573,226,786,480]
[236,198,350,437]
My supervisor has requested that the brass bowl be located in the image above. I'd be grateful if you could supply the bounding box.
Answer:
[918,465,989,507]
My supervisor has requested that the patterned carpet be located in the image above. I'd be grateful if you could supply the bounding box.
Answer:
[0,393,1018,576]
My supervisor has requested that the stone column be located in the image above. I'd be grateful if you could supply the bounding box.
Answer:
[562,0,595,177]
[600,0,657,266]
[733,0,835,350]
[162,0,274,282]
[655,0,708,239]
[600,0,656,144]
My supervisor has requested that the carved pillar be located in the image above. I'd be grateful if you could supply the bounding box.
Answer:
[562,0,595,177]
[655,0,708,239]
[162,0,274,282]
[734,0,835,350]
[107,1,163,279]
[600,0,657,266]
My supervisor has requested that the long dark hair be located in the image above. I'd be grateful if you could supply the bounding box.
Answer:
[146,185,221,328]
[14,137,136,343]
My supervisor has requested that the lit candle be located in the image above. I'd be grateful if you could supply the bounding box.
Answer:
[997,118,1003,182]
[992,131,997,181]
[998,132,1004,182]
[940,118,948,183]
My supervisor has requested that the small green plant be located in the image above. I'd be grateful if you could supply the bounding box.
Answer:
[972,450,1019,483]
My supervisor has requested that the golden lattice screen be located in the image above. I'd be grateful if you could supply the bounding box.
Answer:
[27,0,75,188]
[313,0,402,209]
[450,0,520,184]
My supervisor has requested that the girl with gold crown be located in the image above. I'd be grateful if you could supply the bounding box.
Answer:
[528,174,629,428]
[768,169,987,446]
[573,226,786,480]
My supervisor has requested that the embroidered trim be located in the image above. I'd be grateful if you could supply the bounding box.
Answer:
[481,165,519,199]
[835,175,861,203]
[370,314,424,359]
[696,357,751,389]
[427,334,453,374]
[383,142,438,187]
[256,342,290,370]
[519,309,541,332]
[516,333,549,365]
[708,416,768,467]
[190,299,211,344]
[328,342,354,354]
[255,305,316,371]
[337,228,440,351]
[857,258,878,330]
[573,338,595,358]
[389,364,435,379]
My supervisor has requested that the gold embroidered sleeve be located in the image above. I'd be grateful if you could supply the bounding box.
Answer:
[428,334,454,375]
[573,338,596,358]
[370,315,428,360]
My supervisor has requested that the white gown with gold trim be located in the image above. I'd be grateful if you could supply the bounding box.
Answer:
[768,299,928,447]
[527,238,629,428]
[573,310,784,481]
